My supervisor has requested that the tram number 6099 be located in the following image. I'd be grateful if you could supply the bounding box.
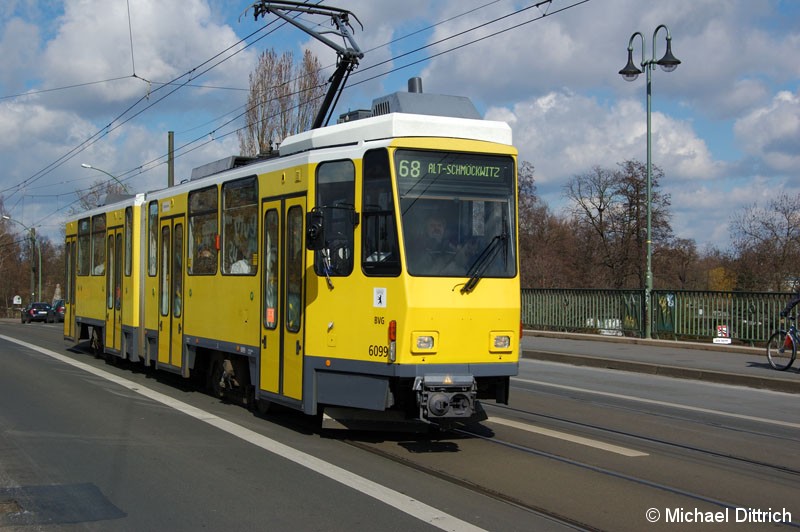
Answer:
[368,345,390,357]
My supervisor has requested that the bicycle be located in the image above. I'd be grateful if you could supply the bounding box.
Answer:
[766,315,798,371]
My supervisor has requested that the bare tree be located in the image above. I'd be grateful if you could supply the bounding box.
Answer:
[238,48,326,156]
[655,238,700,289]
[518,161,580,287]
[564,159,671,289]
[729,192,800,291]
[72,180,128,213]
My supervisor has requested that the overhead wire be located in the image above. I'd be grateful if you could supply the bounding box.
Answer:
[16,0,513,201]
[115,0,588,183]
[22,1,326,222]
[115,0,569,182]
[25,0,592,229]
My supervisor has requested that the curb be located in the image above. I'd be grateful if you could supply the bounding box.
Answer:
[522,350,800,394]
[524,329,764,355]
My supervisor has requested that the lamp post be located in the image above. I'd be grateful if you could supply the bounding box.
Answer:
[81,163,131,194]
[2,215,41,304]
[619,25,680,339]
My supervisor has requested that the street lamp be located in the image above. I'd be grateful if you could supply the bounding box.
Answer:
[81,163,131,194]
[619,24,680,339]
[2,215,41,304]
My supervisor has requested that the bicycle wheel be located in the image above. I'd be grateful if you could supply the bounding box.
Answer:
[766,330,796,371]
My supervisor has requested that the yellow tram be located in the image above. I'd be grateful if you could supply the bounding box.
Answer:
[65,82,520,428]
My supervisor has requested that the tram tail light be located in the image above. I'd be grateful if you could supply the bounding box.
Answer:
[388,320,397,363]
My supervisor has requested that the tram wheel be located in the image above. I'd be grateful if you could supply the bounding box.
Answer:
[255,398,271,416]
[90,328,104,358]
[208,358,225,398]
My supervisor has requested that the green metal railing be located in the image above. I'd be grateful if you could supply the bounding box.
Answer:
[521,289,793,345]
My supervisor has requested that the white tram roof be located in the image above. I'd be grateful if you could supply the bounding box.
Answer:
[278,112,513,156]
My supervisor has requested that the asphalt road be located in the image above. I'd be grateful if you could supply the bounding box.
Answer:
[1,321,798,531]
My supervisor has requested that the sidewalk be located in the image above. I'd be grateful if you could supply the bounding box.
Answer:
[522,330,800,394]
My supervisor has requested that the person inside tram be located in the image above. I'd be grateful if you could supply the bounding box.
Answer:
[414,212,478,274]
[230,247,251,274]
[194,245,216,274]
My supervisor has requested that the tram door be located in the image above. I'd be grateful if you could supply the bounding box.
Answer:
[157,217,184,369]
[105,227,123,352]
[260,198,305,400]
[64,235,76,340]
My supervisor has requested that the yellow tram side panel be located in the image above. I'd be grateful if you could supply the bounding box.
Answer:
[183,274,259,347]
[122,199,145,329]
[302,155,401,366]
[77,203,119,326]
[183,163,308,351]
[258,163,311,398]
[145,192,185,369]
[64,220,78,341]
[304,269,409,364]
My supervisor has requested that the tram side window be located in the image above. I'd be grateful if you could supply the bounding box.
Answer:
[77,218,90,276]
[106,235,114,308]
[286,206,303,332]
[314,160,355,277]
[91,214,106,275]
[173,224,183,317]
[160,226,170,316]
[263,209,279,330]
[148,201,158,276]
[188,185,218,275]
[222,177,257,275]
[124,207,132,276]
[361,149,400,276]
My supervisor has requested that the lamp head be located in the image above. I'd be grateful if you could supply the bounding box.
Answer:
[619,49,642,82]
[656,38,680,73]
[81,163,92,169]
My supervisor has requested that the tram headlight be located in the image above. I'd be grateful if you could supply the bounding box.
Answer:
[494,335,510,348]
[411,331,438,354]
[489,332,513,353]
[416,336,434,349]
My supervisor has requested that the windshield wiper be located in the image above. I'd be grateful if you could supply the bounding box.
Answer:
[461,230,508,294]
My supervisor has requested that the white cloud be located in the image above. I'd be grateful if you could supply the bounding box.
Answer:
[734,90,800,173]
[486,90,718,185]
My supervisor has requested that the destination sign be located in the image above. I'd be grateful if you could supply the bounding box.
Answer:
[395,151,511,181]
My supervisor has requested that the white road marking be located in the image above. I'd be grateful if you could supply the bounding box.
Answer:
[487,416,648,457]
[514,376,800,430]
[2,335,485,532]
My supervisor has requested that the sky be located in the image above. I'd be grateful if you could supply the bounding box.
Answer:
[0,0,798,251]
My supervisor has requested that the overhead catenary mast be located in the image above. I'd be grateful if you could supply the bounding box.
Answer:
[245,1,364,129]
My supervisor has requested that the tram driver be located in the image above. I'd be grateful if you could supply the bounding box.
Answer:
[413,212,478,275]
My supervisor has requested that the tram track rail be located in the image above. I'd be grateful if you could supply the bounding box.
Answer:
[340,436,598,532]
[64,338,797,530]
[487,402,800,478]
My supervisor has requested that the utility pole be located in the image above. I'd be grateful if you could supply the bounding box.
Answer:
[168,130,174,187]
[3,215,41,303]
[26,227,41,303]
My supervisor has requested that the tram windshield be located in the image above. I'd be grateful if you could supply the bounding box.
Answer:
[395,149,516,279]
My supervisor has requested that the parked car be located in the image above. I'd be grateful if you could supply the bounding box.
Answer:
[20,302,55,324]
[52,299,65,322]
